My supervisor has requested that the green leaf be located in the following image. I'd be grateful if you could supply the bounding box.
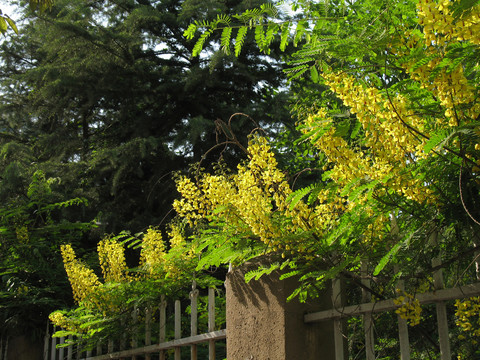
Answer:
[221,27,233,55]
[310,65,319,82]
[423,128,454,153]
[183,23,198,40]
[5,17,18,34]
[192,29,213,57]
[255,25,266,52]
[264,23,278,51]
[287,185,314,210]
[280,22,291,52]
[409,53,438,72]
[214,14,231,28]
[373,242,402,276]
[235,26,248,56]
[279,269,301,280]
[294,21,306,47]
[0,17,8,35]
[245,263,280,282]
[53,330,77,338]
[350,120,362,139]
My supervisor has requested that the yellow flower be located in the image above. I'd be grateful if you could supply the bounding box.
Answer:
[61,244,101,304]
[394,291,422,326]
[97,237,128,282]
[140,228,166,275]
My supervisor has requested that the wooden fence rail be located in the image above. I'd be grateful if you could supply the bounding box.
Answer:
[46,250,480,359]
[305,281,480,360]
[46,285,226,360]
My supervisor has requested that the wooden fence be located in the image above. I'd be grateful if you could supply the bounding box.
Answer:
[45,283,226,360]
[304,227,480,360]
[45,236,480,360]
[304,279,480,359]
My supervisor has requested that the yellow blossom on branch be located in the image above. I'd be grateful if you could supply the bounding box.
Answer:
[394,290,422,326]
[97,237,128,283]
[60,244,101,305]
[139,228,166,275]
[302,72,433,206]
[455,297,480,341]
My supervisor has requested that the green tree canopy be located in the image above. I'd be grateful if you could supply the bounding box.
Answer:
[0,0,292,233]
[0,0,293,346]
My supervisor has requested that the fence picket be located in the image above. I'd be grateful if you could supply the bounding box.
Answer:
[131,307,138,360]
[145,307,152,360]
[332,278,345,360]
[175,299,181,360]
[431,230,451,359]
[391,216,411,360]
[50,327,57,360]
[395,266,411,360]
[159,296,167,360]
[59,337,65,360]
[44,322,50,360]
[67,335,73,360]
[76,343,81,360]
[108,339,114,354]
[190,282,199,360]
[119,318,126,360]
[396,293,411,359]
[208,287,216,360]
[361,262,375,360]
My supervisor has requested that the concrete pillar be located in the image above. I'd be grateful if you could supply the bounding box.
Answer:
[225,260,336,360]
[7,335,43,360]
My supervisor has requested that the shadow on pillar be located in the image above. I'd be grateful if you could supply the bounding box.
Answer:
[225,259,338,360]
[5,335,43,360]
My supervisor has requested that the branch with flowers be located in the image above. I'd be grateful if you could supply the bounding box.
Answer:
[49,0,480,356]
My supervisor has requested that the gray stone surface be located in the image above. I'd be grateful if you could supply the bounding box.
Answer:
[225,260,336,360]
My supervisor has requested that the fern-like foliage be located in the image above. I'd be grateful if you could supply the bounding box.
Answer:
[287,182,325,210]
[221,27,233,55]
[279,21,291,51]
[235,26,248,56]
[424,125,479,153]
[192,29,214,57]
[244,263,280,282]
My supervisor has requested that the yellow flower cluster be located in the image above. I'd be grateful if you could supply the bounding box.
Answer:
[173,177,208,224]
[417,0,480,46]
[56,226,198,323]
[163,224,196,279]
[168,224,186,249]
[49,311,78,332]
[407,57,475,126]
[61,244,101,304]
[455,296,480,340]
[394,291,422,326]
[389,0,480,128]
[139,228,166,274]
[15,225,29,244]
[402,0,479,126]
[303,71,433,207]
[97,237,128,283]
[303,115,368,187]
[174,136,316,253]
[234,164,281,243]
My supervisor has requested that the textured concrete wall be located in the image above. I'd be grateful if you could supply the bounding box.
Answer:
[225,260,336,360]
[6,335,43,360]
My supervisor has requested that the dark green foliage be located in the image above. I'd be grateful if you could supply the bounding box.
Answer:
[1,0,291,235]
[0,0,292,346]
[0,171,94,341]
